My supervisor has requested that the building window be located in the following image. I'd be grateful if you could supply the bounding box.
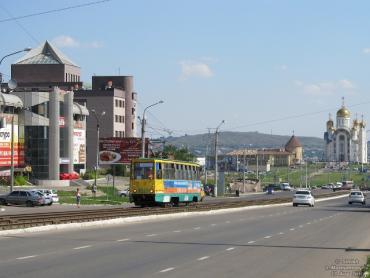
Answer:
[115,115,118,122]
[132,123,134,130]
[132,93,135,100]
[122,101,125,107]
[132,108,135,115]
[115,131,119,137]
[65,73,68,82]
[115,99,118,107]
[122,116,124,123]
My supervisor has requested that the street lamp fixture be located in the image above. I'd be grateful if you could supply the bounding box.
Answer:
[141,100,164,158]
[91,109,106,191]
[214,120,225,197]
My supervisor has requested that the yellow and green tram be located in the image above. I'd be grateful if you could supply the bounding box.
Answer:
[129,158,204,206]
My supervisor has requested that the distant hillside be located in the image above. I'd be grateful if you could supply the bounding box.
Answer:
[164,131,324,157]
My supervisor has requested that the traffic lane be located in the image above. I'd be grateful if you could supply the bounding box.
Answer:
[0,195,345,260]
[150,200,370,278]
[0,198,348,277]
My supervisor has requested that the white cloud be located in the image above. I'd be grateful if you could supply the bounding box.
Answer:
[295,79,356,96]
[279,64,288,71]
[339,79,355,89]
[52,35,80,48]
[363,48,370,54]
[179,60,213,80]
[52,35,103,49]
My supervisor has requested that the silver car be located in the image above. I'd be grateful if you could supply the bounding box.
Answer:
[293,190,315,207]
[348,191,366,205]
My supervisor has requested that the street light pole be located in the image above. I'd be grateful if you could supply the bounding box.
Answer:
[0,48,31,192]
[214,120,225,197]
[141,100,164,158]
[91,109,105,190]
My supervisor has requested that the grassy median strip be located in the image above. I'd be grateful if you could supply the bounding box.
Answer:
[362,256,370,278]
[58,187,129,205]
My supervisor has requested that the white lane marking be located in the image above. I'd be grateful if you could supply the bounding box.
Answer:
[239,218,245,221]
[197,256,210,261]
[299,225,303,228]
[16,255,37,260]
[279,232,284,235]
[248,241,255,244]
[173,230,181,233]
[268,214,273,217]
[193,227,201,230]
[146,234,157,237]
[211,224,216,226]
[264,236,272,239]
[117,238,130,242]
[319,218,323,221]
[290,228,295,231]
[226,247,235,251]
[160,267,175,273]
[73,245,91,250]
[225,221,231,224]
[306,222,311,225]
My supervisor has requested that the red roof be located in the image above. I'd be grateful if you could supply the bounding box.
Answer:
[285,135,302,152]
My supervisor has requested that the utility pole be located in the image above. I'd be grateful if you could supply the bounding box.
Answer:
[305,162,308,188]
[214,120,225,197]
[243,149,246,193]
[205,128,211,186]
[256,151,259,180]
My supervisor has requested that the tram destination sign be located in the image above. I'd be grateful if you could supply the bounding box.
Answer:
[99,137,148,164]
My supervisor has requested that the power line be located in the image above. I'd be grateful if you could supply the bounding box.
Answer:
[0,0,111,23]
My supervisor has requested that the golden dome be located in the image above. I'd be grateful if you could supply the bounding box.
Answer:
[337,107,350,118]
[353,119,360,126]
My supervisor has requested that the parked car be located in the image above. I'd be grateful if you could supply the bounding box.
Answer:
[30,190,53,206]
[38,189,59,203]
[0,190,45,207]
[118,188,129,197]
[348,191,366,205]
[293,189,315,207]
[280,183,292,191]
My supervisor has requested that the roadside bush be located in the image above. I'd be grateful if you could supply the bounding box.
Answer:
[15,175,27,186]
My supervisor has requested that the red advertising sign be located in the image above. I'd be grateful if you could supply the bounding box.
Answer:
[99,138,148,164]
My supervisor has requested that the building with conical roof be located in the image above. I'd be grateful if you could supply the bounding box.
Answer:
[285,135,303,164]
[11,40,81,85]
[324,99,367,163]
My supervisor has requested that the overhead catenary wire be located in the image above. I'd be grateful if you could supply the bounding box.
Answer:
[0,0,111,23]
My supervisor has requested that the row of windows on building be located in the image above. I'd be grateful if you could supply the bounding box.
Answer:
[65,73,80,82]
[115,115,124,123]
[115,130,125,138]
[115,99,125,107]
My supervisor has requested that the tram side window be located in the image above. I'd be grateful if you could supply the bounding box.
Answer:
[134,163,154,180]
[156,163,162,179]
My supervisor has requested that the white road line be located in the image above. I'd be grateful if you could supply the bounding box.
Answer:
[264,236,272,239]
[225,221,231,224]
[290,228,295,231]
[193,227,201,230]
[248,241,255,244]
[160,267,175,273]
[117,238,130,242]
[268,214,273,217]
[198,256,210,261]
[226,247,235,251]
[146,234,157,237]
[173,230,181,233]
[279,232,284,235]
[299,225,303,228]
[16,255,37,260]
[73,245,91,250]
[239,218,245,221]
[211,224,216,226]
[306,222,311,225]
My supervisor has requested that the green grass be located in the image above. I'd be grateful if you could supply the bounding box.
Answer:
[58,187,129,205]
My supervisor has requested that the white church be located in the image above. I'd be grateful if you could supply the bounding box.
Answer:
[324,99,367,163]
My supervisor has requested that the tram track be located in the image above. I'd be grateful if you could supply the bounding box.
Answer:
[0,191,347,231]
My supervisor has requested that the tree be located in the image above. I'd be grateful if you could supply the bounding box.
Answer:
[161,145,196,162]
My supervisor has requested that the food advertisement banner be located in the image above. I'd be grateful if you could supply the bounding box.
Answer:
[0,115,25,167]
[99,137,148,164]
[73,129,86,164]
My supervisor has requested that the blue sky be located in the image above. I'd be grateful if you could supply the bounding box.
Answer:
[2,0,370,138]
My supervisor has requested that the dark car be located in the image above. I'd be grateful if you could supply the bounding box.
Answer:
[0,190,45,207]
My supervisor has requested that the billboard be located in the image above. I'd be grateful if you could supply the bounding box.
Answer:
[73,129,86,164]
[0,115,24,167]
[99,137,148,164]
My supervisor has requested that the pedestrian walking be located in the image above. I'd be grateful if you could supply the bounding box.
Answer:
[92,184,97,198]
[76,188,81,208]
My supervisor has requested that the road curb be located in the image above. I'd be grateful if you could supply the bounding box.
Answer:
[0,194,347,236]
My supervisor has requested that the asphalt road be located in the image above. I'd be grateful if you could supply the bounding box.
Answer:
[0,195,369,278]
[0,189,335,215]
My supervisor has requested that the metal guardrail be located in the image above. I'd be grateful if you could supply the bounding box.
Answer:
[0,191,347,231]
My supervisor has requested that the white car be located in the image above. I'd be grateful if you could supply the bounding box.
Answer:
[118,188,129,197]
[348,191,366,205]
[293,189,315,207]
[38,189,59,203]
